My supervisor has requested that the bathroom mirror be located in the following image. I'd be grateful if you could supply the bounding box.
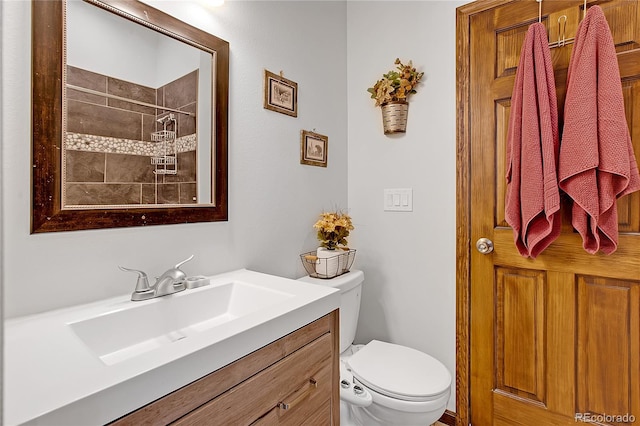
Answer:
[31,0,229,233]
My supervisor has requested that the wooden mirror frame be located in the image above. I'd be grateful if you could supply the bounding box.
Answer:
[31,0,229,233]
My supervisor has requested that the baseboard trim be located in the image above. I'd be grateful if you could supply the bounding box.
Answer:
[438,409,456,426]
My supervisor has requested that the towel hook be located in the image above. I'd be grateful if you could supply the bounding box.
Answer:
[537,0,542,23]
[537,0,588,25]
[558,15,567,46]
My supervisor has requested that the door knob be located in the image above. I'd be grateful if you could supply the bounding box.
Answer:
[476,238,494,254]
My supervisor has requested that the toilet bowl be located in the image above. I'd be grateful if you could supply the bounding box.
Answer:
[297,270,451,426]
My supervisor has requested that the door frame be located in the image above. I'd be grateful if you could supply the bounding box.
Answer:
[455,1,512,425]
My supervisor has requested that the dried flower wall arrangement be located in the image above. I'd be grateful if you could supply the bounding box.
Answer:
[367,58,424,107]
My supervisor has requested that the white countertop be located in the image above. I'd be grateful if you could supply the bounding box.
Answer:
[4,269,339,426]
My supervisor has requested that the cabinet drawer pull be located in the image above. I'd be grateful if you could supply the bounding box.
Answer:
[278,378,317,411]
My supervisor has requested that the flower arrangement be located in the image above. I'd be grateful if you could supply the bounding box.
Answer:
[367,58,424,107]
[313,211,354,250]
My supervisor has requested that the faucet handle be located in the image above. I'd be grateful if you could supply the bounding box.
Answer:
[118,266,151,293]
[175,255,194,270]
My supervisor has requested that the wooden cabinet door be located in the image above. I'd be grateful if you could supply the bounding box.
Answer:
[459,0,640,424]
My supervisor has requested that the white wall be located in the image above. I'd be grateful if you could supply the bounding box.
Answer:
[1,0,347,318]
[346,1,464,412]
[3,0,464,418]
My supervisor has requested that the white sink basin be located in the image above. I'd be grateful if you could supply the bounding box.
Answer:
[69,280,293,365]
[4,269,339,426]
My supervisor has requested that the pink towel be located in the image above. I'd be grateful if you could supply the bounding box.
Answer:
[559,5,640,255]
[505,22,561,259]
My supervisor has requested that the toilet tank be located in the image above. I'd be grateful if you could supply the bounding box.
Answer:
[297,269,364,353]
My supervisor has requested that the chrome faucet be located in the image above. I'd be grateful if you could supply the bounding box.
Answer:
[119,255,194,301]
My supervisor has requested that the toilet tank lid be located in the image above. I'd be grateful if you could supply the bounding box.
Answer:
[297,269,364,292]
[347,340,451,401]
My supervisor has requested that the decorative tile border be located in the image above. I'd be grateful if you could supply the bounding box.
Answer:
[65,132,197,156]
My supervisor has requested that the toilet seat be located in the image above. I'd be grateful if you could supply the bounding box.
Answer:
[346,340,451,402]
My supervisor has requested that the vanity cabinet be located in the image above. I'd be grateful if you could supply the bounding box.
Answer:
[109,310,339,425]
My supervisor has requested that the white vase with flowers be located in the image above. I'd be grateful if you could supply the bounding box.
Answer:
[313,210,354,278]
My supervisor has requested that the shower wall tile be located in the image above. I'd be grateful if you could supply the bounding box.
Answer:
[64,66,199,206]
[141,184,157,204]
[180,183,197,204]
[65,183,141,205]
[178,103,197,138]
[66,133,196,157]
[67,66,107,93]
[142,114,155,142]
[108,98,155,116]
[105,153,155,183]
[156,87,164,120]
[140,183,196,205]
[65,151,105,183]
[107,77,156,115]
[157,183,180,204]
[162,151,197,183]
[162,70,198,110]
[66,65,107,112]
[67,66,108,105]
[67,87,107,106]
[67,100,143,141]
[180,150,197,182]
[67,66,197,143]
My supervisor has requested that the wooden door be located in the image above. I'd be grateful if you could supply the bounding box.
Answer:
[457,0,640,425]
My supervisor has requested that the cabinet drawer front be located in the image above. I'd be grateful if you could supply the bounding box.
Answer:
[252,396,331,426]
[172,333,333,425]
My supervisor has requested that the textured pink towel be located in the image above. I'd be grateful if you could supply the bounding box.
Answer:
[559,5,640,255]
[505,22,561,259]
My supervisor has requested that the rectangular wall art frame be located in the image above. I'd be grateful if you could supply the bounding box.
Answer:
[300,130,328,167]
[263,69,298,117]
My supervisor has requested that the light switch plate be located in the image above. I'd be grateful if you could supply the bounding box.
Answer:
[384,188,413,211]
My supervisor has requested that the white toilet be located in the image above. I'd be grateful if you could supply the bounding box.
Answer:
[298,269,451,426]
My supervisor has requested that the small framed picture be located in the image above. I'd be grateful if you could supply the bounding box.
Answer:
[300,130,328,167]
[263,70,298,117]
